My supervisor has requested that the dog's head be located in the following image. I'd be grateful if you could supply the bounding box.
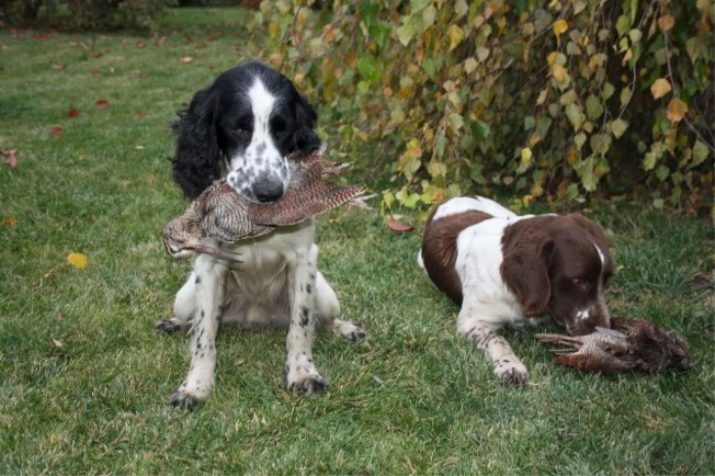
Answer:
[501,214,614,335]
[172,61,321,201]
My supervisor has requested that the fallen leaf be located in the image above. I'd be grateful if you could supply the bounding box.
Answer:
[11,28,23,38]
[1,216,17,226]
[650,78,672,99]
[180,55,194,64]
[95,99,109,107]
[90,50,102,58]
[136,40,146,48]
[51,63,65,70]
[51,338,64,349]
[147,174,156,185]
[91,69,102,77]
[385,216,414,233]
[135,110,146,118]
[50,126,64,137]
[4,149,17,167]
[67,252,88,269]
[667,97,688,123]
[154,35,167,46]
[68,107,80,118]
[120,39,130,46]
[135,145,145,150]
[32,33,49,41]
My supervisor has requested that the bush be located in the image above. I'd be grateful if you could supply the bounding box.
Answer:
[0,0,170,32]
[251,0,713,214]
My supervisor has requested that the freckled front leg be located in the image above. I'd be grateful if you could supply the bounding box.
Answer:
[171,255,227,409]
[457,301,529,386]
[284,244,326,394]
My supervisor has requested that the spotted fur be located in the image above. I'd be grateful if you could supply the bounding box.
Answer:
[162,62,365,409]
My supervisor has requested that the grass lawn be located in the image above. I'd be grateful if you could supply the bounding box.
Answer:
[1,7,713,474]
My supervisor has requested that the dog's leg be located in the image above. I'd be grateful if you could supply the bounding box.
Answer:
[284,244,326,394]
[313,272,367,341]
[155,271,199,334]
[171,255,227,409]
[457,300,529,386]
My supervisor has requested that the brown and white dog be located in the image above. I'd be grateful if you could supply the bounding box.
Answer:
[418,196,614,385]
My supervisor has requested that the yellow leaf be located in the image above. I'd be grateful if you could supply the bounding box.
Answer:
[546,51,558,65]
[658,14,675,31]
[1,215,17,226]
[667,98,688,123]
[67,252,88,269]
[650,78,672,99]
[552,19,568,39]
[447,24,464,51]
[551,63,568,82]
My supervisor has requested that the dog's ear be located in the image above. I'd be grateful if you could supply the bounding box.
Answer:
[172,88,222,199]
[292,93,321,153]
[567,213,614,275]
[501,235,554,316]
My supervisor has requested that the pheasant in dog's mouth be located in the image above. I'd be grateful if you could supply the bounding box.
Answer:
[163,153,365,261]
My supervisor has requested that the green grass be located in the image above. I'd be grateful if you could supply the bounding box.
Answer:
[1,8,714,474]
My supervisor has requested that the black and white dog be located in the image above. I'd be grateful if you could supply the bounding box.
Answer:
[157,62,366,409]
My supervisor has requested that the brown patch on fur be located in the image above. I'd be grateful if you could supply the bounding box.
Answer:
[500,216,555,316]
[501,214,613,334]
[421,209,491,305]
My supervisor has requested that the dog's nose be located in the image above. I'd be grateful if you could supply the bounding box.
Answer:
[252,174,284,203]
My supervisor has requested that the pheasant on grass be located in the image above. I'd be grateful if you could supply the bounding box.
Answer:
[535,318,692,375]
[162,153,365,261]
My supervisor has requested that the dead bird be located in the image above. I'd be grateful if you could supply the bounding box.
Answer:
[535,318,692,375]
[163,153,365,260]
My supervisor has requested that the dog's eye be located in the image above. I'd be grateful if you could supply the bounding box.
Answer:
[234,120,252,135]
[270,117,287,134]
[572,278,587,288]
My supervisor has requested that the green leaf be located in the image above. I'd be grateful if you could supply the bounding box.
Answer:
[357,55,381,83]
[471,120,491,140]
[427,161,447,177]
[455,0,469,18]
[691,140,711,167]
[382,190,395,208]
[643,151,657,171]
[448,113,464,132]
[574,132,587,150]
[396,21,416,47]
[565,103,584,131]
[602,82,615,100]
[396,186,420,208]
[422,57,436,79]
[410,0,431,13]
[655,165,670,182]
[615,14,631,36]
[610,119,629,139]
[422,5,436,28]
[585,94,604,120]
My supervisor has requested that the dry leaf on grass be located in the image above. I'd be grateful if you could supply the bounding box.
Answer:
[4,149,17,167]
[385,216,414,233]
[67,252,88,269]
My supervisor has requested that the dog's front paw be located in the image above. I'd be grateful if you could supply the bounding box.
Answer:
[494,360,529,386]
[170,383,210,410]
[331,319,367,341]
[285,364,327,395]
